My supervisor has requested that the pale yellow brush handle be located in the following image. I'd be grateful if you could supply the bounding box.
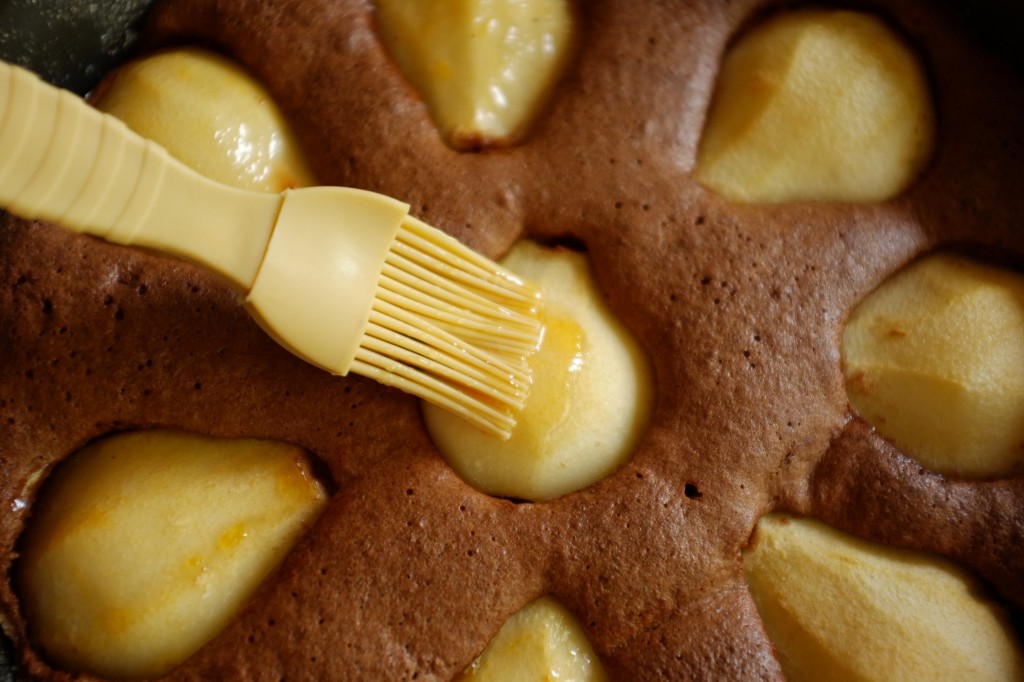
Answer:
[0,60,416,378]
[0,60,282,290]
[0,61,529,434]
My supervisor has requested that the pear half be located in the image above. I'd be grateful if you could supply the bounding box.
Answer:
[843,253,1024,478]
[424,241,654,501]
[376,0,576,149]
[19,430,329,680]
[744,514,1024,682]
[695,9,935,203]
[94,47,315,193]
[457,596,608,681]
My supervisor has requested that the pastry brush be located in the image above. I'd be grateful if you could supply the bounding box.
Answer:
[0,60,543,439]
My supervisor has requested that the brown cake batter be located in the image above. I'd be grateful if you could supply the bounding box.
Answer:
[0,0,1022,678]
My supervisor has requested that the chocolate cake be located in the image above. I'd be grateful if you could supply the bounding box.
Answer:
[1,0,1022,679]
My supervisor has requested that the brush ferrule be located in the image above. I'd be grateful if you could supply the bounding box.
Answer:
[245,187,410,374]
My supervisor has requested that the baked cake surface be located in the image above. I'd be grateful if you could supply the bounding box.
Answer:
[1,0,1023,679]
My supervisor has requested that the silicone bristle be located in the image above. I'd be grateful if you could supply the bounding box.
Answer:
[349,216,543,439]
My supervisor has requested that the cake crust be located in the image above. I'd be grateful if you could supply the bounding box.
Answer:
[1,0,1022,679]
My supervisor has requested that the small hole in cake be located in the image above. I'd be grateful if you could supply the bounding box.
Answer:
[535,234,587,253]
[694,215,706,225]
[684,483,702,499]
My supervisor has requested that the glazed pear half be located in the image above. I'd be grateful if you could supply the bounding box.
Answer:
[19,430,329,680]
[843,253,1024,478]
[376,0,576,148]
[696,9,935,203]
[457,596,608,681]
[744,514,1024,681]
[94,47,315,192]
[424,241,654,501]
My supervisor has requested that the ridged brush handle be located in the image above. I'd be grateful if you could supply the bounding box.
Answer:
[0,63,541,438]
[0,60,282,290]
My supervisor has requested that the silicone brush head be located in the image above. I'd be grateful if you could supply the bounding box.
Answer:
[245,188,543,441]
[353,216,543,438]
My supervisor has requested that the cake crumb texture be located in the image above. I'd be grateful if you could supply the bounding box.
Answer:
[0,0,1022,679]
